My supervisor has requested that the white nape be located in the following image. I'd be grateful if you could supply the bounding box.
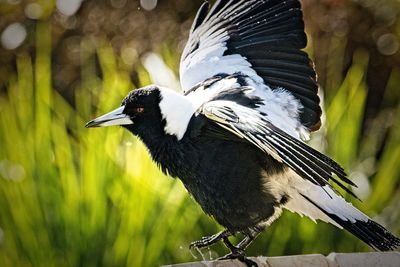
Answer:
[159,77,242,140]
[158,88,195,140]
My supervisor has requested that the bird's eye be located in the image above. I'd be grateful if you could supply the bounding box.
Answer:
[126,107,145,115]
[133,107,145,113]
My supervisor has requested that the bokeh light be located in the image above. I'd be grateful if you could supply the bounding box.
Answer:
[56,0,83,16]
[377,33,399,55]
[1,22,26,50]
[24,2,43,19]
[140,0,158,11]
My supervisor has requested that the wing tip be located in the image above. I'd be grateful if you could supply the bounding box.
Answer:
[191,1,210,33]
[301,193,400,251]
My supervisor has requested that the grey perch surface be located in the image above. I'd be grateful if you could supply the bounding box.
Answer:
[161,252,400,267]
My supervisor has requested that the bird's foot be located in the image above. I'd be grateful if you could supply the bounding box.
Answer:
[219,237,258,267]
[189,229,258,266]
[218,252,258,267]
[189,230,231,250]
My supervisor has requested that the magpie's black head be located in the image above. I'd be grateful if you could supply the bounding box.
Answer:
[86,85,166,140]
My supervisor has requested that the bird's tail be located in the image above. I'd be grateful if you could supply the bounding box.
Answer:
[302,194,400,251]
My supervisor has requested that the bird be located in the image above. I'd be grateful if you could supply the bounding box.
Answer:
[86,0,400,264]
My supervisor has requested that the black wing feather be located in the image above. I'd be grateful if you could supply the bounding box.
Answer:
[191,2,210,33]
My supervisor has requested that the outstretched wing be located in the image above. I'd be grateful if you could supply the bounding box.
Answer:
[200,99,358,199]
[181,0,321,131]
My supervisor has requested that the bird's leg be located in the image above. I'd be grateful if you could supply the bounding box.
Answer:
[218,226,264,267]
[189,230,232,250]
[219,239,258,267]
[236,226,263,251]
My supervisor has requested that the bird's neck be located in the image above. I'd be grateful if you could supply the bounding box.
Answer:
[138,132,185,178]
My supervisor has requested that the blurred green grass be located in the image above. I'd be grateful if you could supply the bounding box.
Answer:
[0,20,399,267]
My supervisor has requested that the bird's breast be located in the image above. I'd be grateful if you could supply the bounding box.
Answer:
[158,136,286,231]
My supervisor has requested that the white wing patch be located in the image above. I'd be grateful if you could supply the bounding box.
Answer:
[185,76,308,140]
[244,78,308,139]
[181,52,259,93]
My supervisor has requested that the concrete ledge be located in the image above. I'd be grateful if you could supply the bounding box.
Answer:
[327,252,400,267]
[161,252,400,267]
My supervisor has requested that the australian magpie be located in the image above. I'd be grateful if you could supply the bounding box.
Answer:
[86,0,400,263]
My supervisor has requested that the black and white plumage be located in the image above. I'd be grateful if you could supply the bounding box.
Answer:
[86,0,400,261]
[180,0,321,132]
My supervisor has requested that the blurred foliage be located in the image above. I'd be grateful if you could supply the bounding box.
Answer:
[0,0,399,267]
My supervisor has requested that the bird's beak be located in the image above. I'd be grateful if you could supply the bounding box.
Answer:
[85,106,133,128]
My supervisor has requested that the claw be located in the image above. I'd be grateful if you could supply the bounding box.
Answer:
[188,229,259,267]
[219,253,258,267]
[189,230,231,250]
[189,240,207,250]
